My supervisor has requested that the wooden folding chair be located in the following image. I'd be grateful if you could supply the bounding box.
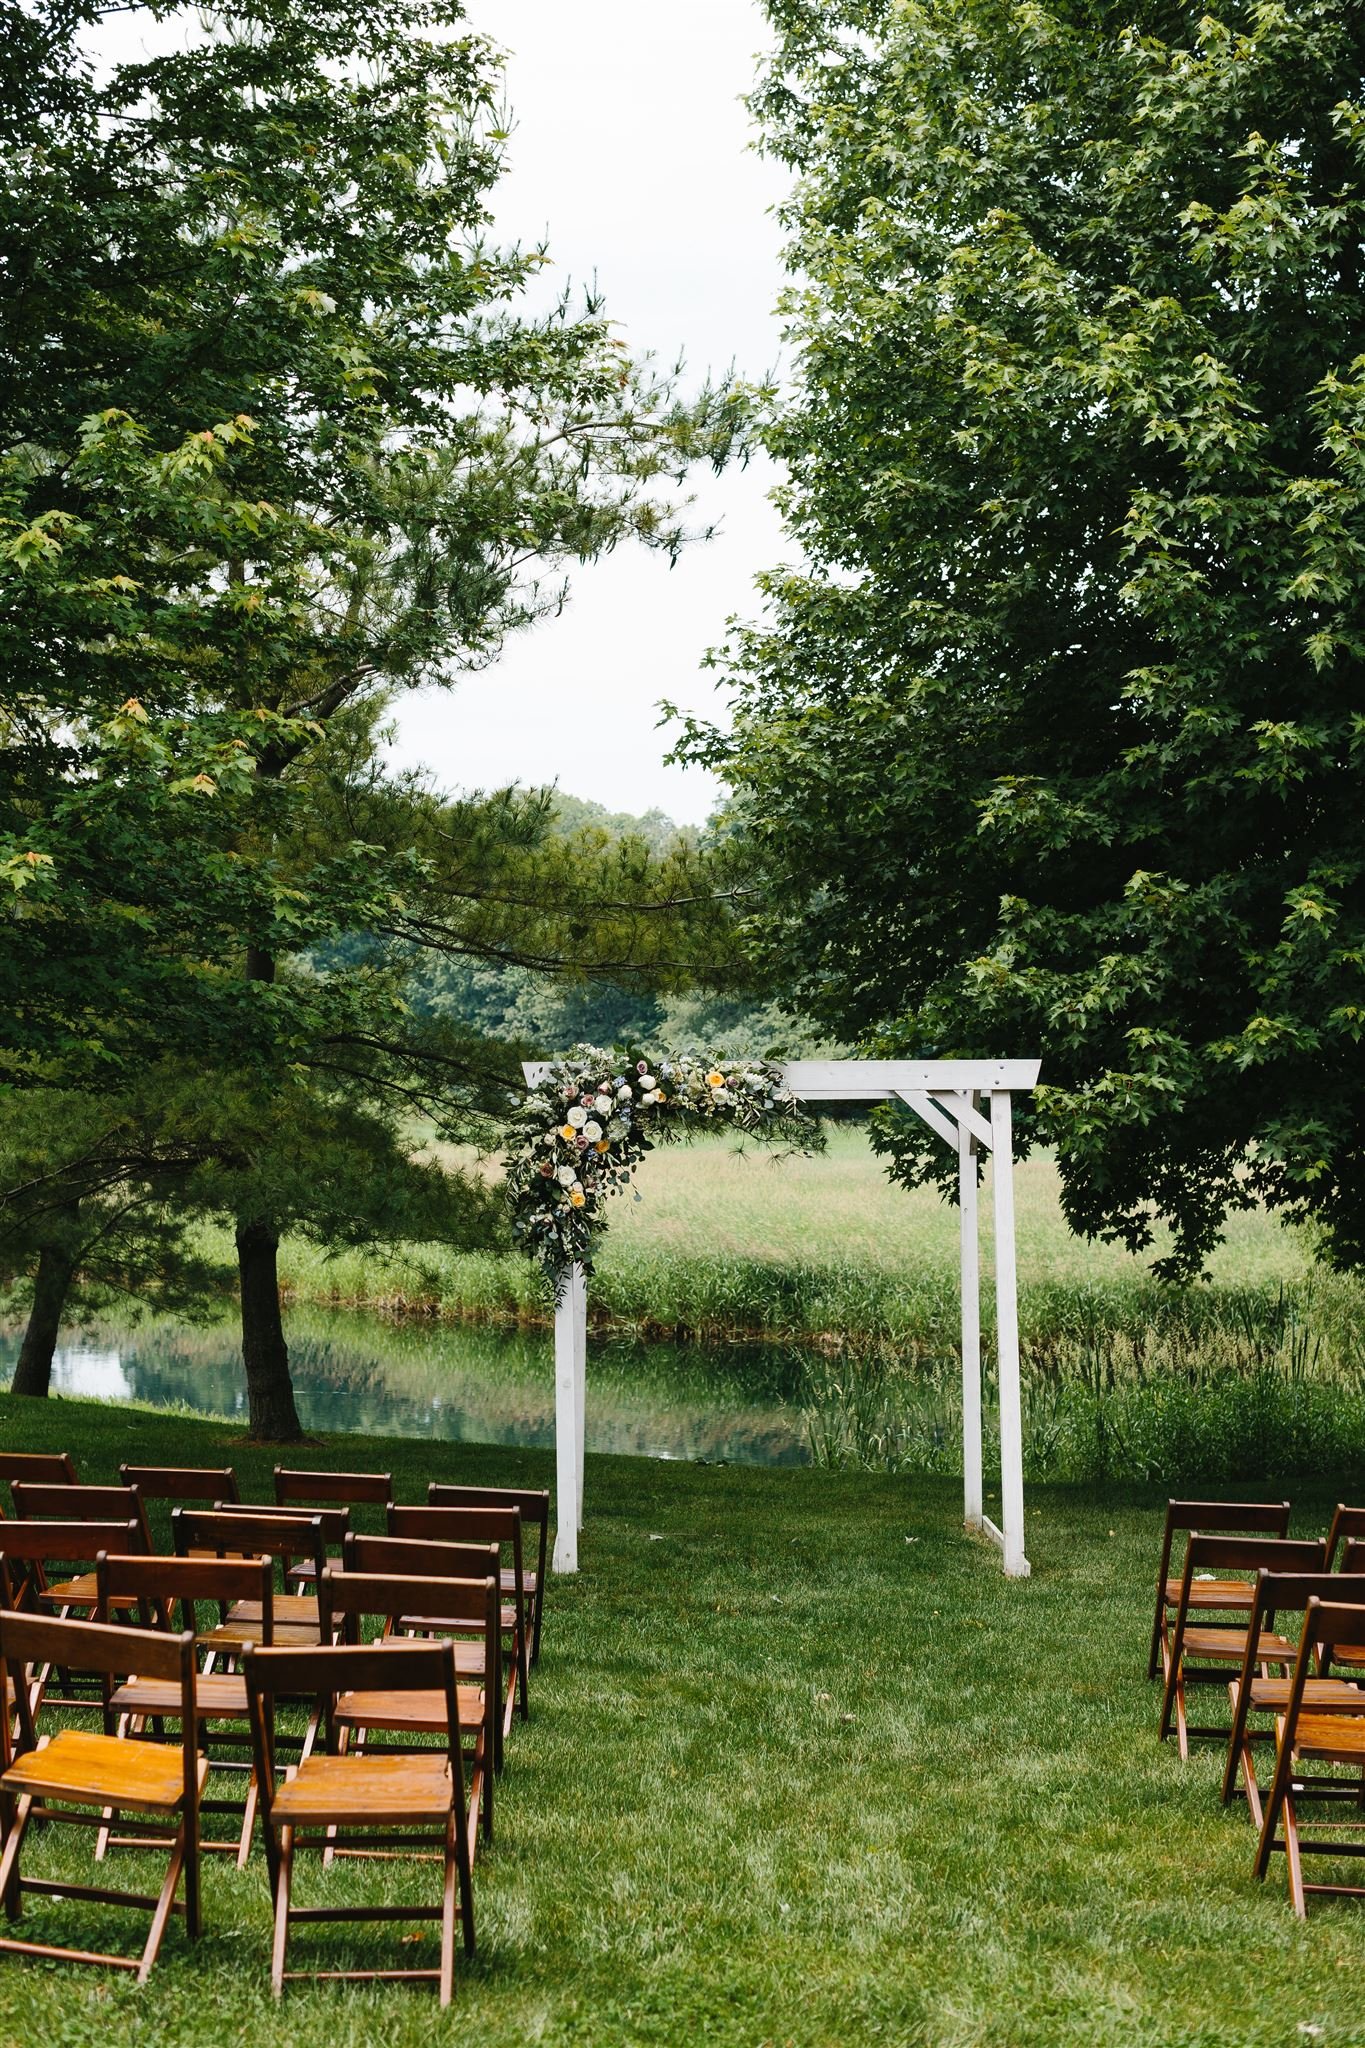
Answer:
[0,1453,77,1511]
[389,1504,529,1739]
[1254,1599,1365,1915]
[318,1566,498,1862]
[172,1509,328,1652]
[1222,1566,1365,1824]
[342,1533,505,1766]
[0,1610,205,1980]
[96,1551,276,1866]
[0,1521,146,1716]
[428,1483,550,1664]
[1160,1533,1325,1756]
[1148,1498,1291,1680]
[275,1468,392,1512]
[244,1639,475,2005]
[11,1483,153,1605]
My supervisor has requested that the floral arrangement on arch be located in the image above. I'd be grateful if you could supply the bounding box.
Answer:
[505,1045,821,1290]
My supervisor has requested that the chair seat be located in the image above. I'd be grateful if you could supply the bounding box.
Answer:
[1292,1713,1365,1764]
[1239,1677,1365,1712]
[1330,1643,1365,1669]
[112,1673,250,1717]
[501,1568,536,1597]
[37,1576,138,1610]
[333,1687,485,1736]
[272,1752,454,1825]
[1182,1626,1296,1663]
[0,1731,208,1814]
[399,1610,514,1639]
[1165,1577,1256,1610]
[229,1594,319,1628]
[201,1618,320,1651]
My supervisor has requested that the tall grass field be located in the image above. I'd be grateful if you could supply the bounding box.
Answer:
[252,1129,1365,1491]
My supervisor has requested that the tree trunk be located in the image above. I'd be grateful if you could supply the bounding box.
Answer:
[236,1217,304,1441]
[11,1238,77,1398]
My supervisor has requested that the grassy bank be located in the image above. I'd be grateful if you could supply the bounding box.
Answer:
[0,1394,1363,2046]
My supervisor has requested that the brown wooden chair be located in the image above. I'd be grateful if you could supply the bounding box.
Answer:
[318,1566,498,1862]
[0,1453,77,1510]
[1330,1540,1365,1673]
[209,1499,353,1596]
[172,1509,328,1651]
[96,1551,276,1866]
[0,1610,205,1979]
[0,1520,146,1716]
[275,1468,392,1510]
[1159,1533,1326,1755]
[243,1638,475,2005]
[1221,1565,1365,1824]
[11,1483,153,1604]
[389,1503,529,1740]
[428,1483,550,1664]
[342,1533,504,1765]
[1254,1598,1365,1916]
[1148,1498,1292,1680]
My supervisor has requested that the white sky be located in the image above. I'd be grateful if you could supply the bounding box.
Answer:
[388,0,790,824]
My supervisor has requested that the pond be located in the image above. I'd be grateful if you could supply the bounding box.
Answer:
[0,1304,814,1469]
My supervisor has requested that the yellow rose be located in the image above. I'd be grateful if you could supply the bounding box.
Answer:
[569,1189,586,1207]
[559,1124,576,1141]
[654,1091,666,1103]
[595,1139,611,1153]
[706,1070,724,1088]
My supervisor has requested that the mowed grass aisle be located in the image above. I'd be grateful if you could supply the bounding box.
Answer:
[0,1397,1362,2047]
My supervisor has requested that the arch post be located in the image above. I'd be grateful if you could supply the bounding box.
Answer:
[553,1262,586,1573]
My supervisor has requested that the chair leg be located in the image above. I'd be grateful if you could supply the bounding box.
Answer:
[1255,1729,1297,1881]
[237,1770,259,1870]
[1281,1787,1307,1918]
[137,1820,186,1982]
[270,1826,294,1999]
[515,1625,530,1723]
[439,1813,457,2009]
[0,1793,31,1921]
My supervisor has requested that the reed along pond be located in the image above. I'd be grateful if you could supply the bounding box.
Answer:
[0,1305,813,1468]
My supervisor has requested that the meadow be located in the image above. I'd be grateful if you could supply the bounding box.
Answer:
[0,1396,1361,2048]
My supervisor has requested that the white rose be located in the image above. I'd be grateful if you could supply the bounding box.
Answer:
[594,1094,612,1115]
[556,1166,577,1187]
[617,1084,633,1101]
[712,1086,730,1103]
[639,1074,656,1090]
[567,1106,588,1128]
[583,1120,602,1141]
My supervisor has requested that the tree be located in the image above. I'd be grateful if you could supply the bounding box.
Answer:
[678,0,1365,1276]
[3,0,750,1431]
[0,1086,231,1398]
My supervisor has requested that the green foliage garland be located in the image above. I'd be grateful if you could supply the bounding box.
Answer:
[505,1047,821,1290]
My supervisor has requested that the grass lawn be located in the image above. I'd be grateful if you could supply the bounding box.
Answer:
[0,1396,1362,2045]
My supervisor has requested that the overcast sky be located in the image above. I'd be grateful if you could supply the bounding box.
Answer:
[388,0,791,824]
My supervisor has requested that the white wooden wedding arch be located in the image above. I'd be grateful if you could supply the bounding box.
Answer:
[523,1057,1042,1580]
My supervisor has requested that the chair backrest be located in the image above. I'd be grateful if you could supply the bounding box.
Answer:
[388,1503,523,1584]
[97,1550,275,1642]
[0,1452,78,1504]
[343,1532,500,1583]
[242,1638,466,1823]
[1182,1533,1325,1586]
[1156,1498,1292,1589]
[172,1507,326,1586]
[319,1565,497,1641]
[1325,1504,1365,1572]
[275,1467,392,1509]
[427,1484,549,1579]
[120,1463,241,1506]
[210,1500,352,1549]
[0,1519,145,1607]
[1306,1596,1365,1676]
[12,1481,152,1550]
[0,1610,195,1769]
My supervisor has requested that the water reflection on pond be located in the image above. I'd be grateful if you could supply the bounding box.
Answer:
[0,1307,813,1469]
